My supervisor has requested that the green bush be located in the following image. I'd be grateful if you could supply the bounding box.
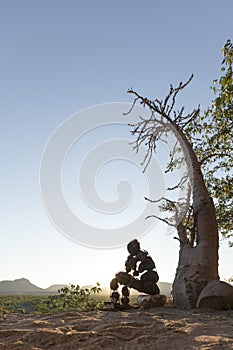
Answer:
[50,283,103,311]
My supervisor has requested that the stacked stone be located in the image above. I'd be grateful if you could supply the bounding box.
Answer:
[110,278,120,307]
[125,239,159,295]
[110,239,161,308]
[109,278,130,309]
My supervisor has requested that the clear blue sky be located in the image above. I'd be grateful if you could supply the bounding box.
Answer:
[0,0,232,288]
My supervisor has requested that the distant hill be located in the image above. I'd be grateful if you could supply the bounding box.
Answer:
[44,284,68,293]
[0,278,44,294]
[0,278,172,296]
[0,278,67,295]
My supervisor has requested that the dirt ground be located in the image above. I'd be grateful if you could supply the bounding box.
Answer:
[0,306,233,350]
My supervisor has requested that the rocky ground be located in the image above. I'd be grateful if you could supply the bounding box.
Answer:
[0,306,233,349]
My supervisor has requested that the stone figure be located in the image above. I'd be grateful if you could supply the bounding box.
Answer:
[110,239,162,309]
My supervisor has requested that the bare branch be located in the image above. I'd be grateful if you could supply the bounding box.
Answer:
[173,236,181,243]
[165,75,194,117]
[145,214,175,227]
[123,96,139,116]
[145,196,180,223]
[179,107,200,128]
[167,175,188,191]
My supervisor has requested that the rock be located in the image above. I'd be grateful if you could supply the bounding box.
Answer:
[127,239,140,256]
[110,278,119,291]
[122,286,130,297]
[115,271,143,290]
[131,279,143,291]
[115,272,134,287]
[196,280,233,310]
[141,270,159,283]
[121,296,130,305]
[138,257,155,273]
[110,291,120,304]
[125,256,138,273]
[133,270,139,277]
[140,281,160,295]
[137,294,167,309]
[115,271,160,295]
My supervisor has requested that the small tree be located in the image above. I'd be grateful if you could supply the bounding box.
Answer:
[126,40,233,308]
[50,283,102,311]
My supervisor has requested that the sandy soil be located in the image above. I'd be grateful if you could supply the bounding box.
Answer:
[0,306,233,349]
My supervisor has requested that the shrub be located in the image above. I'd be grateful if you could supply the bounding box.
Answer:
[50,283,103,311]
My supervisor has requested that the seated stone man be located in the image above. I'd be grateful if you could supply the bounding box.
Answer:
[110,239,160,307]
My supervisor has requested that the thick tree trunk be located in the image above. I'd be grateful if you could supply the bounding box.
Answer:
[171,126,219,308]
[172,242,219,308]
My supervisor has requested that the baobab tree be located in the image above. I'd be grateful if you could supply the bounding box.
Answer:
[126,40,233,308]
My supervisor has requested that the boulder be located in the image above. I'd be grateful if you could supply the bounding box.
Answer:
[196,280,233,310]
[137,294,167,309]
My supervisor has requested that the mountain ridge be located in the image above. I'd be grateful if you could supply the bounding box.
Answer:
[0,278,66,295]
[0,278,172,296]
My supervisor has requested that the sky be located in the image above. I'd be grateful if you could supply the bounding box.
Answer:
[0,0,232,289]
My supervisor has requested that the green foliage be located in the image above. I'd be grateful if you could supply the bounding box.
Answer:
[185,39,233,244]
[0,284,104,315]
[0,295,54,315]
[50,283,103,311]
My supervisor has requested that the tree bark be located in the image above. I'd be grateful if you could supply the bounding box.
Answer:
[171,125,219,308]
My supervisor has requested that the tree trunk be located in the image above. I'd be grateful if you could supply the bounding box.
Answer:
[171,125,219,308]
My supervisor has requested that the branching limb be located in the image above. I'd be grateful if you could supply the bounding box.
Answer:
[177,106,200,128]
[167,175,189,191]
[200,152,233,165]
[145,196,183,225]
[167,76,193,116]
[126,75,193,120]
[145,214,175,226]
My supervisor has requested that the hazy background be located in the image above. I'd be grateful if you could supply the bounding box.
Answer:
[0,0,232,288]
